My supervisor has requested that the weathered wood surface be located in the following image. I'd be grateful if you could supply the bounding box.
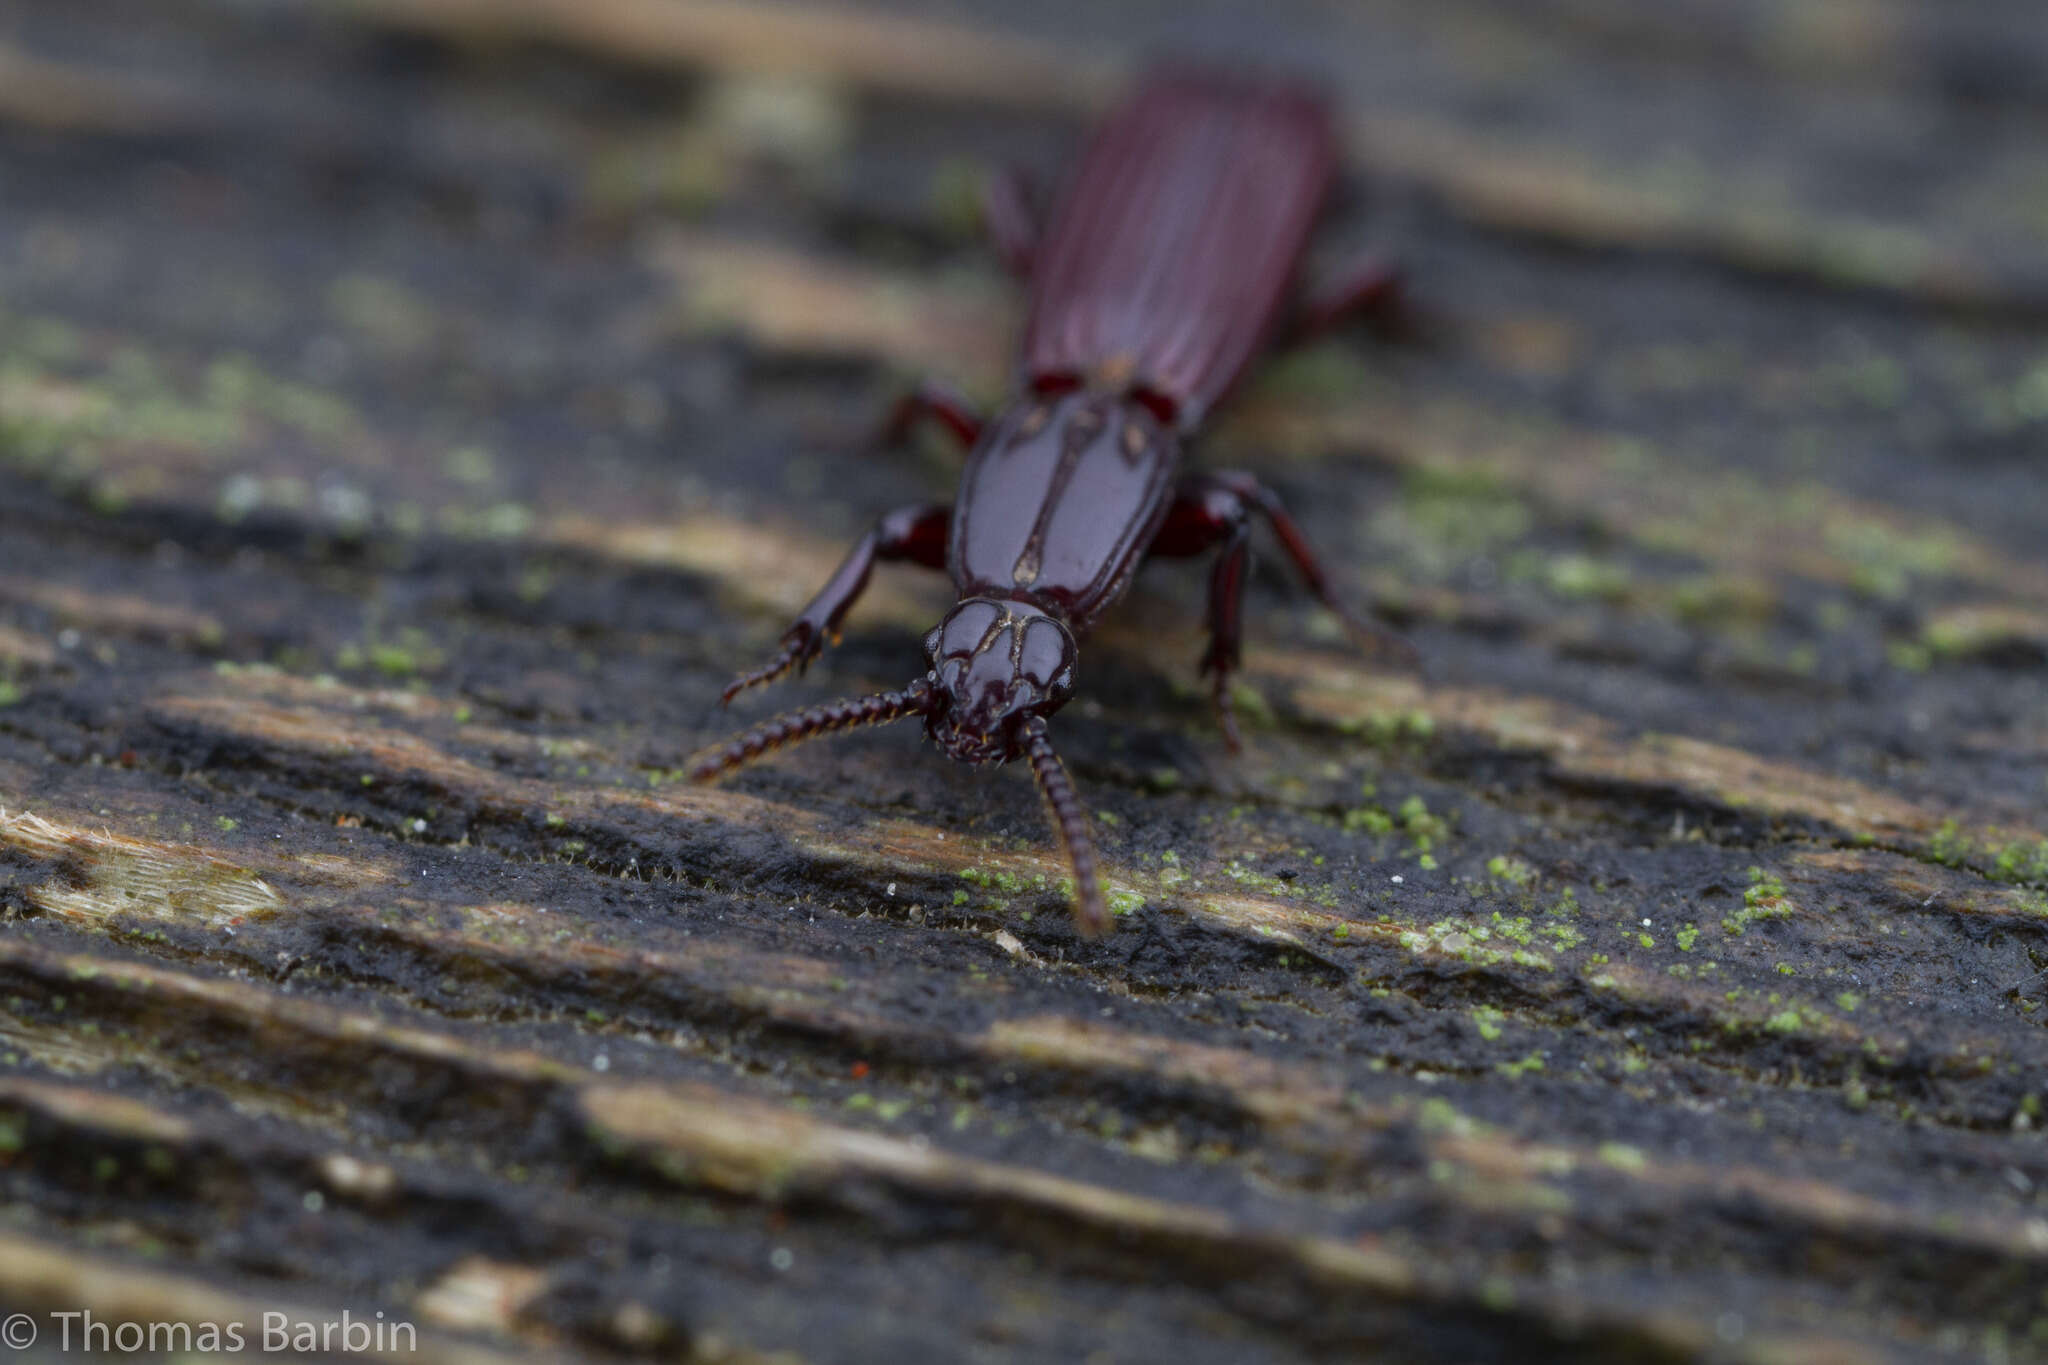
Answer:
[1,0,2046,1360]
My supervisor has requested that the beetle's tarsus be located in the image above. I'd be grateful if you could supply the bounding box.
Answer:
[1210,673,1243,754]
[1197,641,1245,753]
[725,504,953,708]
[719,625,821,706]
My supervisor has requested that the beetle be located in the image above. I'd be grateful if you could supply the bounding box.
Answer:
[690,72,1410,935]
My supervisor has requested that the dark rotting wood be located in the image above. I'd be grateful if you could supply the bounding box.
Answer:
[1,1,2046,1361]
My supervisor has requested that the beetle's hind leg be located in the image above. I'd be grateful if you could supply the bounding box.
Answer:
[720,502,950,705]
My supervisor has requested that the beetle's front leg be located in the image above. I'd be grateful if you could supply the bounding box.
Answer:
[721,503,950,704]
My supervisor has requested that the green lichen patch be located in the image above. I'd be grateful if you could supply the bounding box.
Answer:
[1926,821,2048,887]
[1485,855,1537,888]
[1721,866,1797,936]
[1397,918,1554,972]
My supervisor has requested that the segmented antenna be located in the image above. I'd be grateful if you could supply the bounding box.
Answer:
[1020,716,1108,936]
[690,680,933,782]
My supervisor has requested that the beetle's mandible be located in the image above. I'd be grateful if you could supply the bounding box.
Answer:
[690,72,1412,934]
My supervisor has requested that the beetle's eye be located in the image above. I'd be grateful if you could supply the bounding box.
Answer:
[923,625,943,659]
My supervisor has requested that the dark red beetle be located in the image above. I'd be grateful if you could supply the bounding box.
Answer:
[691,73,1407,934]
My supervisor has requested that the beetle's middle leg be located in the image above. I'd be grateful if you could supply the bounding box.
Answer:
[721,503,950,704]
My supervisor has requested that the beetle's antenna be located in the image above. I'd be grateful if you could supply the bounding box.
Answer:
[689,680,934,783]
[1020,716,1109,936]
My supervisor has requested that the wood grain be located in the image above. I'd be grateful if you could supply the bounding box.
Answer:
[1,1,2044,1361]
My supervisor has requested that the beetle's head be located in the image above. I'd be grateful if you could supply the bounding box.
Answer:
[688,593,1104,934]
[921,597,1076,765]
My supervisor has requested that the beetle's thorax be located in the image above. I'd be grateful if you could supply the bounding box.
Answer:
[921,597,1077,765]
[949,387,1181,632]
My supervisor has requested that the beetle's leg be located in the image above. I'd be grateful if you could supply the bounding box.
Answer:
[1148,480,1253,750]
[1288,253,1406,344]
[981,167,1039,278]
[1200,519,1254,752]
[721,502,950,705]
[874,379,985,454]
[1152,475,1420,733]
[1208,472,1421,670]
